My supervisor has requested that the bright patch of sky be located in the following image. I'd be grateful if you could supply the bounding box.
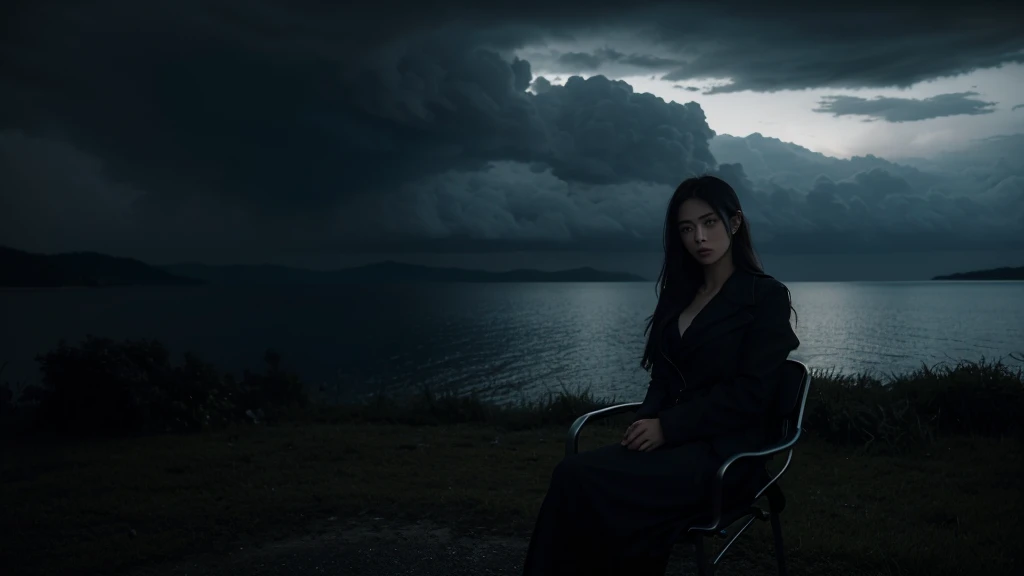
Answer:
[531,63,1024,161]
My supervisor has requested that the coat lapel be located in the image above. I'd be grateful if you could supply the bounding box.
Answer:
[676,268,759,359]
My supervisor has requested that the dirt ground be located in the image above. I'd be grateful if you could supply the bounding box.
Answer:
[129,519,528,576]
[128,518,776,576]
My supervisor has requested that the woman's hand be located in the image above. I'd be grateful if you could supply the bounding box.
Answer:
[621,418,665,452]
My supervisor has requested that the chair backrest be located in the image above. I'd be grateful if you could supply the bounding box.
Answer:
[774,359,812,445]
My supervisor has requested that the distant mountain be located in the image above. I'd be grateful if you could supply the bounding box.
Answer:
[932,266,1024,281]
[161,260,646,284]
[0,246,204,287]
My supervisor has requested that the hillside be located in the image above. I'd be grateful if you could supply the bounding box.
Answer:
[0,246,204,287]
[161,260,646,284]
[932,266,1024,280]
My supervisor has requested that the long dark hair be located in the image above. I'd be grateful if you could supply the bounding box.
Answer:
[640,175,781,371]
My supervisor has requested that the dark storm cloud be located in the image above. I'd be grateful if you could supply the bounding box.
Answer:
[813,92,998,122]
[1,0,717,259]
[708,134,1024,252]
[447,0,1024,94]
[0,131,143,254]
[900,134,1024,175]
[556,48,681,72]
[651,2,1023,94]
[558,52,605,69]
[709,133,942,192]
[525,1,1024,95]
[530,77,554,94]
[335,129,1024,255]
[1013,104,1024,111]
[2,0,1023,262]
[298,0,1024,95]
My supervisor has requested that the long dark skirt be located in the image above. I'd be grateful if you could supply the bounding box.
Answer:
[522,441,721,576]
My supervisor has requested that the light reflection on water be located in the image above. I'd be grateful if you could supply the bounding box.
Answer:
[1,281,1022,404]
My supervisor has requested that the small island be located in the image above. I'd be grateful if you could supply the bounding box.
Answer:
[932,265,1024,281]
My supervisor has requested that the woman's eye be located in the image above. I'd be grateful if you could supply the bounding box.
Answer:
[704,218,717,226]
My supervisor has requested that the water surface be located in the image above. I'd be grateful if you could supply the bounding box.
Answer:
[1,281,1021,403]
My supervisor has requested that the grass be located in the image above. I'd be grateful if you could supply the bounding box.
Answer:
[2,419,1021,576]
[2,345,1022,575]
[288,357,1024,452]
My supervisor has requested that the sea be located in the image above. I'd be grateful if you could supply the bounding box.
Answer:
[1,281,1022,405]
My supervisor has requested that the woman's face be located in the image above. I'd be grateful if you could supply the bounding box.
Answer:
[676,198,741,266]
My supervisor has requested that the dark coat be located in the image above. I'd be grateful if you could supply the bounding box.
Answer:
[636,267,800,461]
[522,268,801,575]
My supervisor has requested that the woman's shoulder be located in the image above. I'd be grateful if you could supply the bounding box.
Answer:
[739,270,791,306]
[755,272,789,292]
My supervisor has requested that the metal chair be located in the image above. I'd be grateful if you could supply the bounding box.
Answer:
[565,359,812,576]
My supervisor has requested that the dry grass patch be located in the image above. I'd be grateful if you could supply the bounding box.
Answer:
[3,422,1021,575]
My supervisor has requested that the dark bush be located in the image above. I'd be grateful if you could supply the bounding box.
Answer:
[9,336,306,438]
[805,358,1023,452]
[0,375,13,432]
[4,336,1021,448]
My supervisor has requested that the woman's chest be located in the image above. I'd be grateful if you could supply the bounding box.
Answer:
[663,305,754,383]
[675,292,716,337]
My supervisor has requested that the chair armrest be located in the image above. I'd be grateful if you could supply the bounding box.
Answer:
[565,402,642,456]
[694,426,804,531]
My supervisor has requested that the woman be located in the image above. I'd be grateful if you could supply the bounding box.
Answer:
[522,175,800,575]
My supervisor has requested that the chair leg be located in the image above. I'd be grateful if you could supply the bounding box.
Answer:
[770,512,788,576]
[693,536,713,576]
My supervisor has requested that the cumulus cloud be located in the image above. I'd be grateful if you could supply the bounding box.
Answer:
[333,130,1024,255]
[900,133,1024,174]
[709,133,942,191]
[709,133,1024,252]
[522,1,1024,94]
[336,161,670,248]
[531,75,715,185]
[813,92,998,122]
[306,0,1024,95]
[0,131,142,254]
[0,129,310,264]
[555,47,682,73]
[1,2,718,259]
[2,0,1023,263]
[530,76,553,94]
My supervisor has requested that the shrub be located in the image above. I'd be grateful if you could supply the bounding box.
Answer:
[804,358,1023,452]
[4,336,1021,449]
[11,336,306,438]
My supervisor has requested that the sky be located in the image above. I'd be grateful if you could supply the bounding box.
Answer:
[2,0,1023,280]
